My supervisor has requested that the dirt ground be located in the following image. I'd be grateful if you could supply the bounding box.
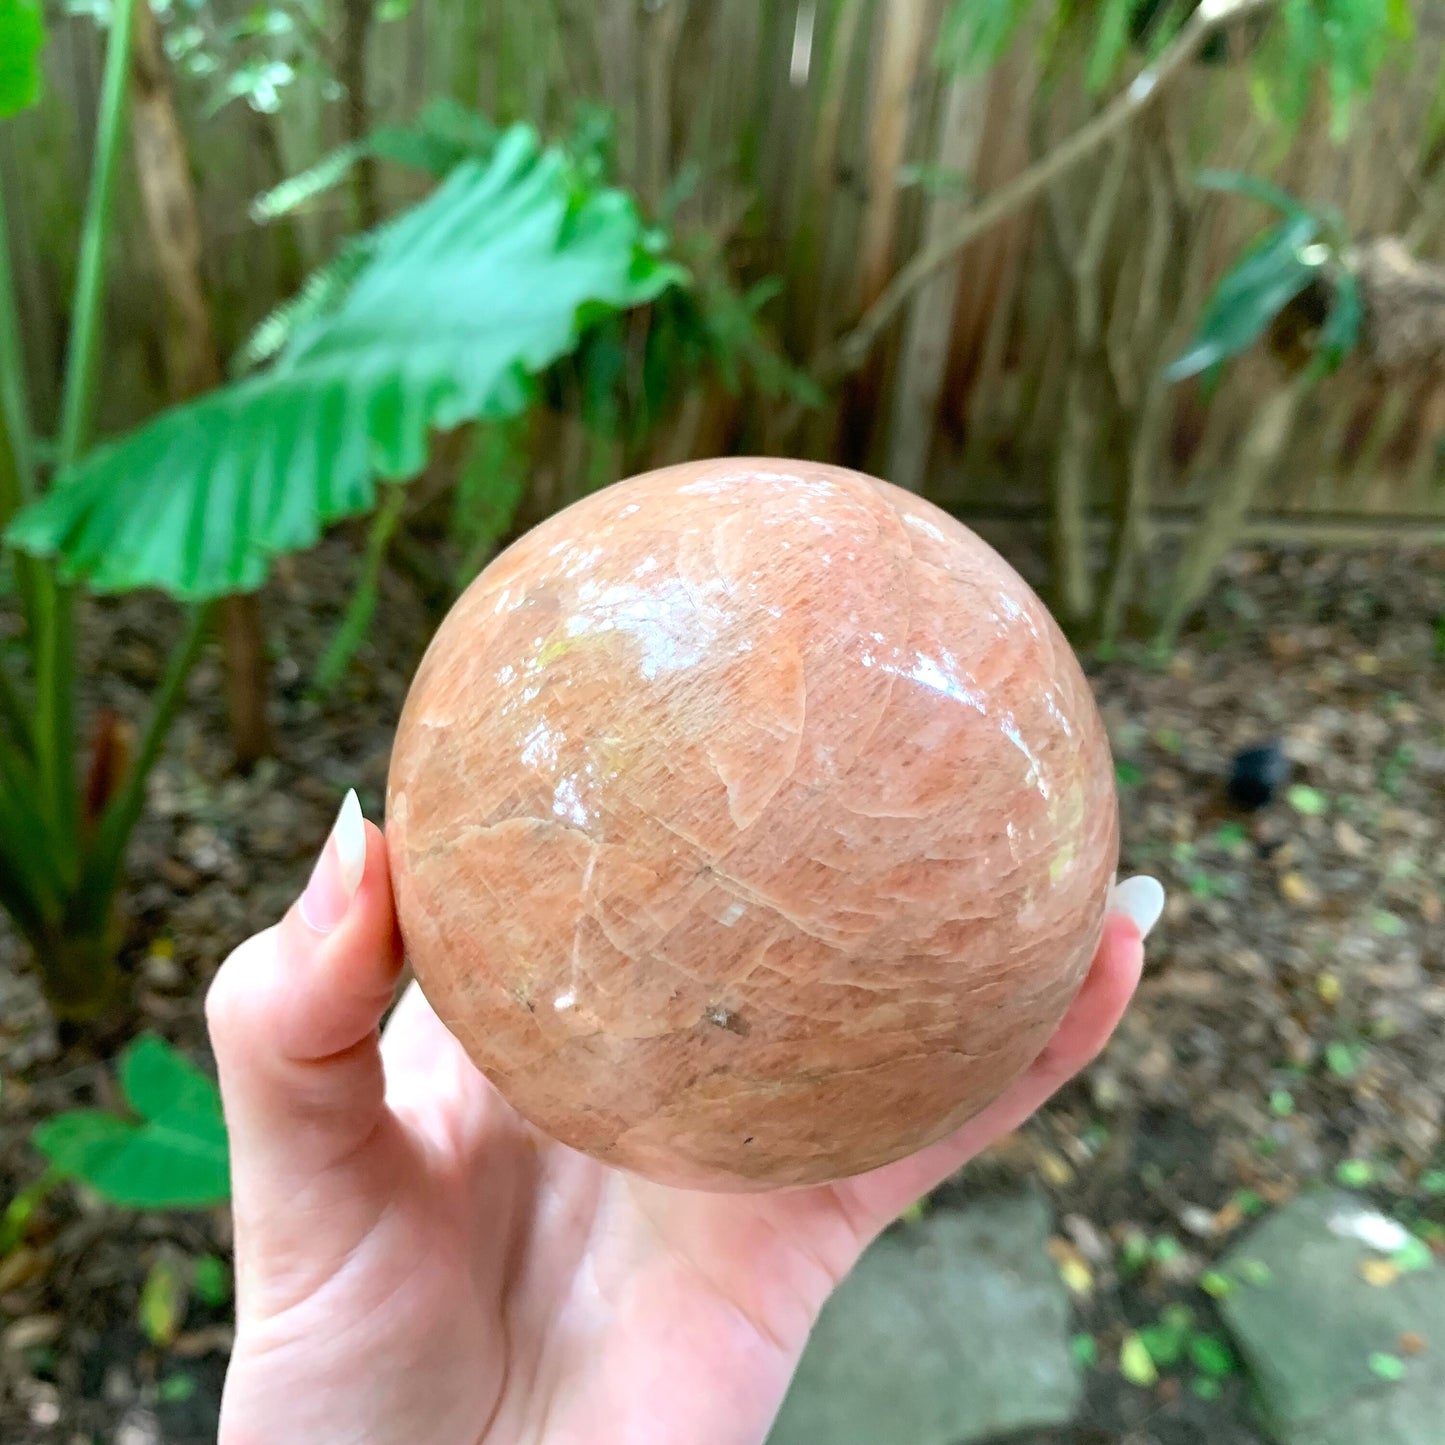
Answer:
[0,536,1442,1445]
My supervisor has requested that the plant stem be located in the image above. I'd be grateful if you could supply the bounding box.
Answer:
[313,485,405,695]
[58,0,138,468]
[79,602,213,922]
[40,0,137,876]
[1154,376,1307,646]
[0,657,31,754]
[0,181,43,636]
[0,183,37,505]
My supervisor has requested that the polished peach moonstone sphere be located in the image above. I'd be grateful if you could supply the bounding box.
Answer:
[386,458,1118,1191]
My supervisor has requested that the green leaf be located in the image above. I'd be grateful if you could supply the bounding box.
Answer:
[32,1041,230,1209]
[158,1373,196,1403]
[1392,1236,1432,1275]
[1114,760,1143,787]
[1200,1270,1235,1299]
[233,235,377,375]
[1189,1333,1236,1378]
[191,1253,231,1307]
[1309,266,1363,375]
[1286,783,1329,815]
[1194,170,1311,219]
[936,0,1036,71]
[1368,1351,1406,1382]
[0,0,45,119]
[1237,1258,1274,1286]
[138,1254,186,1347]
[1372,910,1406,938]
[1270,1089,1295,1117]
[1336,1158,1375,1188]
[119,1033,225,1135]
[1085,0,1132,94]
[1191,1375,1223,1401]
[1071,1332,1098,1369]
[1326,1041,1365,1079]
[7,127,685,600]
[1120,1332,1159,1387]
[1421,1170,1445,1197]
[897,162,972,198]
[1166,212,1323,383]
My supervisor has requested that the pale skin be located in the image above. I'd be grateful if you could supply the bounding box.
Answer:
[208,802,1157,1445]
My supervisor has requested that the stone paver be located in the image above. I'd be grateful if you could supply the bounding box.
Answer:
[768,1192,1082,1445]
[1218,1189,1445,1445]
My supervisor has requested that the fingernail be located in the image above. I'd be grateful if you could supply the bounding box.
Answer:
[1109,874,1166,940]
[300,789,366,933]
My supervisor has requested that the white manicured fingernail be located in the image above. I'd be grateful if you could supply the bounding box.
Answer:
[1109,874,1165,940]
[300,789,366,932]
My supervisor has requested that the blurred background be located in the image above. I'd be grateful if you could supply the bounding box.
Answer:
[0,1,1442,1441]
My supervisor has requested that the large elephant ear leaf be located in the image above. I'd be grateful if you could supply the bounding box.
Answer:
[0,0,46,119]
[6,124,686,600]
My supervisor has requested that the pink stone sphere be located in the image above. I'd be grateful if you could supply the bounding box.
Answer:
[386,459,1119,1191]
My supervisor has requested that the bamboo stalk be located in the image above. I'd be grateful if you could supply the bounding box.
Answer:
[853,0,932,314]
[1044,137,1132,631]
[885,70,988,492]
[1155,376,1308,644]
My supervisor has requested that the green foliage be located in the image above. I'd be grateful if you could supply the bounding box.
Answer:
[32,1034,229,1208]
[936,0,1037,71]
[1086,0,1135,93]
[191,1252,231,1306]
[1166,210,1323,383]
[1167,172,1363,384]
[249,98,501,222]
[1336,1158,1375,1188]
[7,126,683,599]
[1286,783,1328,815]
[1253,0,1413,140]
[0,0,45,119]
[1368,1351,1406,1382]
[138,1253,187,1346]
[1325,1040,1366,1079]
[1138,1304,1194,1368]
[1119,1331,1159,1387]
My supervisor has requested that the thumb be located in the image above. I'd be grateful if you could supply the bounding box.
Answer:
[207,791,406,1281]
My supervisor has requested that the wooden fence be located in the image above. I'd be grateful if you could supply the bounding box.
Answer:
[4,0,1444,530]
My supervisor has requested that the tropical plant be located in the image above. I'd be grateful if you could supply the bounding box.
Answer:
[0,11,681,1022]
[236,100,817,686]
[0,0,171,1022]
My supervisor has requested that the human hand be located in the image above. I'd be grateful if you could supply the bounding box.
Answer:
[208,791,1161,1445]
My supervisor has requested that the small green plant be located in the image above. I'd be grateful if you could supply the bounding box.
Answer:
[1286,784,1330,816]
[1325,1040,1368,1080]
[0,0,185,1022]
[1119,1330,1159,1388]
[1335,1158,1375,1189]
[32,1033,229,1208]
[1368,1351,1406,1383]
